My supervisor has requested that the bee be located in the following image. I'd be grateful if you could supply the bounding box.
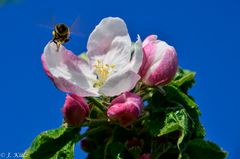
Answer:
[52,23,71,51]
[38,16,82,51]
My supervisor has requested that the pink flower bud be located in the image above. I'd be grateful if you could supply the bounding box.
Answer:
[80,138,89,152]
[62,94,89,126]
[139,153,151,159]
[80,138,96,152]
[126,138,142,149]
[139,35,178,86]
[107,92,143,127]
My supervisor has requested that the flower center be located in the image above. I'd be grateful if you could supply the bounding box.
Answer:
[93,60,115,88]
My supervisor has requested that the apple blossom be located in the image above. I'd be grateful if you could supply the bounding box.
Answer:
[107,92,143,127]
[80,137,97,153]
[41,17,143,97]
[62,94,89,126]
[126,138,142,149]
[139,153,151,159]
[139,35,178,86]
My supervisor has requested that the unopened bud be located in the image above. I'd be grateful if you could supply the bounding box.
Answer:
[139,153,151,159]
[139,35,178,86]
[62,94,89,126]
[107,92,143,127]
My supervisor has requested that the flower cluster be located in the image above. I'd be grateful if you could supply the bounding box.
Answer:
[24,17,227,159]
[42,17,178,128]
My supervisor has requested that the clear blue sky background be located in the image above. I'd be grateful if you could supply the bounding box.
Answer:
[0,0,239,158]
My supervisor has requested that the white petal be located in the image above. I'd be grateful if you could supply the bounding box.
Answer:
[87,17,131,68]
[103,35,131,70]
[107,36,143,79]
[42,42,99,97]
[99,70,140,97]
[130,35,143,73]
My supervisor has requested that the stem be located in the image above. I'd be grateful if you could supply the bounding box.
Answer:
[75,126,107,142]
[136,111,150,124]
[87,97,107,111]
[86,118,108,126]
[104,135,113,159]
[137,85,155,100]
[134,81,143,92]
[87,97,108,118]
[157,86,166,96]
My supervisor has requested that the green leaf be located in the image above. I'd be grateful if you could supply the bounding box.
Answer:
[147,108,188,158]
[128,146,142,159]
[151,139,172,158]
[24,127,80,159]
[115,153,123,159]
[158,109,188,147]
[50,141,74,159]
[163,85,205,138]
[182,153,190,159]
[146,108,188,142]
[110,142,125,157]
[164,85,198,110]
[185,139,227,159]
[105,142,125,159]
[192,120,206,138]
[173,68,196,93]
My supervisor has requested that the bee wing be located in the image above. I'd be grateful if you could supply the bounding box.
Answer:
[36,23,54,30]
[69,16,85,37]
[36,15,57,30]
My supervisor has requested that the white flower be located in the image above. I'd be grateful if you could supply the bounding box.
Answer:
[42,17,143,97]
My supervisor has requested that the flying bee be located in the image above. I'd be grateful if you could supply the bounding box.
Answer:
[52,23,71,51]
[38,16,83,51]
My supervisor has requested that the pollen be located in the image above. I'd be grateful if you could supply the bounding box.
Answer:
[93,60,115,88]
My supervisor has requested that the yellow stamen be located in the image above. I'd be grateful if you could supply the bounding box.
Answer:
[93,60,115,88]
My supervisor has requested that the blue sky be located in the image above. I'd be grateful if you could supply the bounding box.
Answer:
[0,0,239,158]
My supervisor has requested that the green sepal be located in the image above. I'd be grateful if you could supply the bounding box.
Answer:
[79,52,88,61]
